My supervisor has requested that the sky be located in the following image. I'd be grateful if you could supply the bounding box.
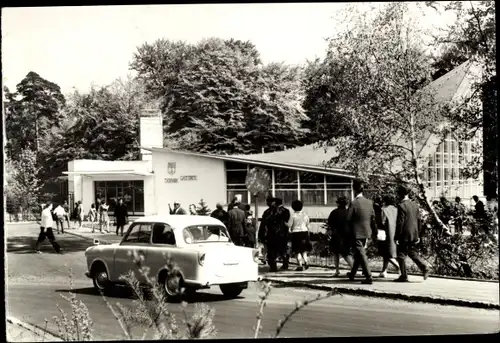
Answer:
[2,3,456,95]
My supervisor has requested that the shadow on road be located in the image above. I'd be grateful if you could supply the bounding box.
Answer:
[55,286,242,303]
[7,234,93,254]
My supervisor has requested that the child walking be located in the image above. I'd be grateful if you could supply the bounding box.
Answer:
[287,200,312,271]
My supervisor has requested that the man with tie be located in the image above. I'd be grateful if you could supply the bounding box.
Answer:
[347,179,377,284]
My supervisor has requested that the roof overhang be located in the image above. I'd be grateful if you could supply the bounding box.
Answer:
[63,170,153,177]
[142,147,356,179]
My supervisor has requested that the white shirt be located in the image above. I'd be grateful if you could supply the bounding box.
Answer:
[41,207,54,228]
[53,205,66,216]
[287,211,310,233]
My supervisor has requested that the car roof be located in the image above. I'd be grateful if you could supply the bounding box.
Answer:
[134,215,224,229]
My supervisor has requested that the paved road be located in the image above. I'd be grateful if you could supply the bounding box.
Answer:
[6,223,500,339]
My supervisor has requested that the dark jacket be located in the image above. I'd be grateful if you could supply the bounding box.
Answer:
[114,204,128,226]
[267,206,290,239]
[211,208,229,226]
[258,207,273,242]
[395,199,421,242]
[475,200,486,219]
[173,207,187,215]
[328,207,349,237]
[347,195,377,240]
[228,207,246,238]
[228,202,247,213]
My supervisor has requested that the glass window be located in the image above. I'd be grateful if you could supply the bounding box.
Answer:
[152,223,176,245]
[183,225,231,244]
[437,168,442,182]
[274,190,298,206]
[443,154,449,165]
[326,189,351,206]
[325,175,351,185]
[137,224,152,243]
[227,184,248,190]
[225,162,248,170]
[226,170,247,184]
[134,183,144,213]
[437,142,444,154]
[227,191,248,205]
[436,154,442,164]
[451,154,457,165]
[123,224,141,243]
[300,189,325,205]
[444,141,449,153]
[299,172,324,184]
[444,168,450,181]
[274,169,298,185]
[451,141,456,154]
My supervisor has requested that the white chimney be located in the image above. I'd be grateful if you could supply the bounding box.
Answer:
[140,106,163,161]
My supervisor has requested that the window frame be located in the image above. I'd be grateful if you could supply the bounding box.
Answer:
[151,222,176,246]
[121,223,152,245]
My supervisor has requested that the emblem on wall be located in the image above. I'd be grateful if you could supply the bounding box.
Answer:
[167,162,176,175]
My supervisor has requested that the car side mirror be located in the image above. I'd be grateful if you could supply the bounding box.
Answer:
[93,239,100,246]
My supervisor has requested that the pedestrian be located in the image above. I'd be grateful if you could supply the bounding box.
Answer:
[394,185,430,282]
[227,199,247,246]
[34,203,62,254]
[73,201,83,229]
[62,200,71,231]
[228,196,248,212]
[377,195,400,278]
[170,202,187,215]
[244,204,257,248]
[258,196,275,265]
[266,198,291,272]
[211,203,229,227]
[52,203,67,234]
[114,198,128,236]
[189,204,197,215]
[88,203,98,233]
[472,195,487,235]
[287,200,312,271]
[327,196,354,277]
[452,196,465,234]
[100,200,110,233]
[346,179,376,284]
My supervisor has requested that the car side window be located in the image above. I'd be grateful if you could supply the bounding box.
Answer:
[137,224,152,244]
[152,223,176,245]
[123,224,141,243]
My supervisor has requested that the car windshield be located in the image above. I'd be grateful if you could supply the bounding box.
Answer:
[183,225,231,244]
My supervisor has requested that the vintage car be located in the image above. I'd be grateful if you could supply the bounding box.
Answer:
[84,215,260,298]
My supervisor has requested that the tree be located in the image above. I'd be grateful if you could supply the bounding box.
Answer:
[195,199,211,216]
[4,72,66,160]
[317,2,452,233]
[130,38,308,154]
[5,148,42,219]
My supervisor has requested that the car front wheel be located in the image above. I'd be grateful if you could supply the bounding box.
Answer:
[159,270,183,302]
[219,283,245,298]
[92,265,112,294]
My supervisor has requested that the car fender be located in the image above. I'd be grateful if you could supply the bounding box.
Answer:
[89,258,112,279]
[156,266,186,285]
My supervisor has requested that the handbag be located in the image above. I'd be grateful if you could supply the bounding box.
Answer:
[377,230,387,241]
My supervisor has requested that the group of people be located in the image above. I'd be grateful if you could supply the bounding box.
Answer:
[327,180,429,284]
[86,198,128,236]
[211,198,256,248]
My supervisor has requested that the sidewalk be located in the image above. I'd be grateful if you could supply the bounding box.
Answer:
[261,265,500,310]
[6,317,62,342]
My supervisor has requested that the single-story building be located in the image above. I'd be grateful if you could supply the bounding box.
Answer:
[64,61,486,231]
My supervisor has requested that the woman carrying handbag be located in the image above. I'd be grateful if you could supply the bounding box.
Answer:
[287,200,313,271]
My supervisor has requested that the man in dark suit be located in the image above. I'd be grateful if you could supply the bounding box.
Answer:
[211,203,229,227]
[394,185,429,282]
[347,179,376,284]
[258,196,275,266]
[228,200,247,246]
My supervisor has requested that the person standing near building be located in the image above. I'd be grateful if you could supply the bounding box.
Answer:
[114,198,128,236]
[452,196,466,234]
[100,200,110,233]
[88,204,98,233]
[394,185,429,282]
[73,201,83,230]
[244,204,256,248]
[53,203,67,234]
[287,200,312,271]
[346,179,376,284]
[378,195,400,278]
[211,203,229,227]
[170,202,187,215]
[227,200,246,246]
[35,203,61,254]
[258,196,275,265]
[327,196,354,277]
[472,195,487,235]
[62,200,70,231]
[266,198,291,272]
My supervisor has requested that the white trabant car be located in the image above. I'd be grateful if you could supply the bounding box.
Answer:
[84,215,260,298]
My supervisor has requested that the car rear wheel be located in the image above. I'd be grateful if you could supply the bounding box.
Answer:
[92,264,112,294]
[219,283,245,298]
[159,270,183,301]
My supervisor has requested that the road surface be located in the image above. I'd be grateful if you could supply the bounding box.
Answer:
[6,223,500,339]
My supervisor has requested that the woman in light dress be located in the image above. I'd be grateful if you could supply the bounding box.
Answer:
[287,200,312,271]
[88,203,98,233]
[99,200,110,233]
[378,195,400,278]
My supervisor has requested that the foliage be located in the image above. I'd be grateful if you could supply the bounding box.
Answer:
[5,149,42,217]
[313,2,451,233]
[131,37,308,154]
[4,72,66,161]
[53,269,93,341]
[195,199,211,216]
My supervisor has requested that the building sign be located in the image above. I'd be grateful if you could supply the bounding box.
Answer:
[164,175,198,183]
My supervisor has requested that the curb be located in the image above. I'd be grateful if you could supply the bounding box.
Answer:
[65,230,113,244]
[290,261,499,283]
[262,277,500,310]
[6,316,63,341]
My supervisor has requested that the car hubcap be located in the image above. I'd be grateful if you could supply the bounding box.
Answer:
[165,275,180,296]
[96,271,108,289]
